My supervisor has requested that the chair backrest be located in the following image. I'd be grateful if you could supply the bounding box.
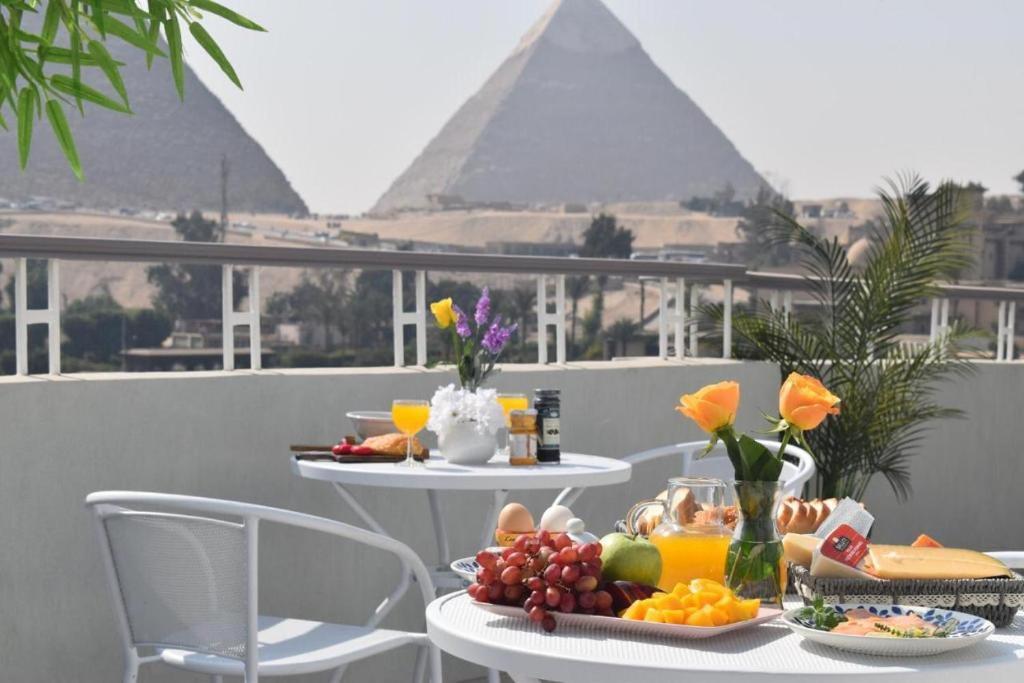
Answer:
[630,439,816,499]
[88,492,261,681]
[87,490,440,683]
[100,510,250,659]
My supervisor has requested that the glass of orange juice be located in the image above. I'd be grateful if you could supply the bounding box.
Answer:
[627,477,731,590]
[391,399,430,467]
[496,393,529,455]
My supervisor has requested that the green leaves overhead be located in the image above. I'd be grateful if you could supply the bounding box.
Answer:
[17,86,37,169]
[86,39,127,105]
[163,11,184,99]
[45,98,82,179]
[190,0,265,32]
[51,73,130,112]
[1,0,266,176]
[189,21,240,89]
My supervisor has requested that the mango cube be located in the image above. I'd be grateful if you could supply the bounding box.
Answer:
[644,608,665,623]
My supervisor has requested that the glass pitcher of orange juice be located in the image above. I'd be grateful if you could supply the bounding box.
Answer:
[626,477,731,591]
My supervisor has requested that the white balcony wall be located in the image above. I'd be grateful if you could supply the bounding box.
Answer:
[0,359,1021,681]
[0,359,775,682]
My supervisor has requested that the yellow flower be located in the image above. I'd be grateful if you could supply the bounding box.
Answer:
[676,381,740,434]
[430,297,455,329]
[779,372,840,431]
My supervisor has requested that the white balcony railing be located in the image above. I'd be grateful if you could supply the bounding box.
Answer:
[0,233,1021,375]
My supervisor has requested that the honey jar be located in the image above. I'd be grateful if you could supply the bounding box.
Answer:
[508,409,538,466]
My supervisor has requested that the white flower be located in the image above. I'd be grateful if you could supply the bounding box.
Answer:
[427,384,505,437]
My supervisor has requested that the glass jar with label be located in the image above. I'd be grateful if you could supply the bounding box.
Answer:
[533,388,561,463]
[508,409,538,466]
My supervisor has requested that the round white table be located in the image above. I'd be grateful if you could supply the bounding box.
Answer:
[291,452,631,591]
[427,592,1024,682]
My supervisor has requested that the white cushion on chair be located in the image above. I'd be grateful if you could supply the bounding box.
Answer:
[159,615,427,677]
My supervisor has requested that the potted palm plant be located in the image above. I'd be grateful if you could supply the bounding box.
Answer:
[712,175,975,500]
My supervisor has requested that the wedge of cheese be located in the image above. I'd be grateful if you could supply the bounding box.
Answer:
[867,545,1013,580]
[782,533,820,569]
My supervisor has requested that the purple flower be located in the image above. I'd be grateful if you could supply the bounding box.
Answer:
[482,316,517,354]
[474,287,491,326]
[452,304,472,339]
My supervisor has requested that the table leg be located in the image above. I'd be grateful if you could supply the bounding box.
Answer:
[480,489,509,551]
[427,489,451,567]
[487,669,501,683]
[508,675,541,683]
[331,482,390,535]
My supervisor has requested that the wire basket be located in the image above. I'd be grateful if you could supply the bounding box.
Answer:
[789,564,1024,627]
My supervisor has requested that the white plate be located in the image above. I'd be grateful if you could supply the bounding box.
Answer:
[473,600,782,639]
[782,603,995,656]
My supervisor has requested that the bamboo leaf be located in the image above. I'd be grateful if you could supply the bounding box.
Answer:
[90,0,104,36]
[101,0,154,16]
[50,73,131,113]
[145,0,165,68]
[45,98,83,180]
[164,13,184,99]
[70,1,83,113]
[102,14,166,56]
[87,39,128,105]
[190,0,266,31]
[39,45,116,66]
[188,21,240,88]
[16,86,37,169]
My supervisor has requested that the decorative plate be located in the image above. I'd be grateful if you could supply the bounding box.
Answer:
[782,603,995,656]
[472,600,783,639]
[450,557,481,583]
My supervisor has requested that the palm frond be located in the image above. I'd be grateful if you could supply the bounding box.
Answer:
[711,174,977,500]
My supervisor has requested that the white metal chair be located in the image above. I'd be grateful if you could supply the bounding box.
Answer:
[86,491,440,683]
[553,439,816,508]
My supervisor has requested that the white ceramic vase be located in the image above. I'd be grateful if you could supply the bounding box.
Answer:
[439,422,497,465]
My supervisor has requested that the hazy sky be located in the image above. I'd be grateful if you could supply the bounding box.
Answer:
[186,0,1024,214]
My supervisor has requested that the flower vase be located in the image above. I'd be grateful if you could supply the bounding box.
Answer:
[439,422,497,465]
[726,481,786,608]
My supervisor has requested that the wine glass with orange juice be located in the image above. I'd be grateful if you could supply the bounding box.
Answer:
[496,393,528,455]
[391,399,430,467]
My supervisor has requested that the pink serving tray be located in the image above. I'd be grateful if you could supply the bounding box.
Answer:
[472,600,783,639]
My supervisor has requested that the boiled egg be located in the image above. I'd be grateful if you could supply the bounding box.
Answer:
[497,503,534,533]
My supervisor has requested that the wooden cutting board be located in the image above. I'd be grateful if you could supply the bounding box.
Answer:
[292,448,428,463]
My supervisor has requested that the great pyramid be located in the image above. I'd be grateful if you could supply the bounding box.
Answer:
[373,0,767,214]
[0,19,307,216]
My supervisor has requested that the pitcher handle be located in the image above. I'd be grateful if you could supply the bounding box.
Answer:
[625,498,664,536]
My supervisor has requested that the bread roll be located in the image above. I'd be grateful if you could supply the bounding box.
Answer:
[362,433,428,458]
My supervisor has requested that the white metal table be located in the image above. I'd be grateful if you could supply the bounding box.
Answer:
[427,592,1024,682]
[291,452,631,593]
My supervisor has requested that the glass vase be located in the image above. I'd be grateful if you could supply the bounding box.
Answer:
[726,481,786,608]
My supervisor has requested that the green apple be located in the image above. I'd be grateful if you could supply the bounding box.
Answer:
[599,532,662,587]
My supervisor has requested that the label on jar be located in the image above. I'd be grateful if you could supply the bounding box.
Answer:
[538,417,560,447]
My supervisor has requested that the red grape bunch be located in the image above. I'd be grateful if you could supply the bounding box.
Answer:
[466,530,614,632]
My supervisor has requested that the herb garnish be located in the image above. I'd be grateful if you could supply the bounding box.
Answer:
[796,597,847,631]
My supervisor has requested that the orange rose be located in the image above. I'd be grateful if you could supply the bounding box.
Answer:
[676,381,740,434]
[779,372,840,431]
